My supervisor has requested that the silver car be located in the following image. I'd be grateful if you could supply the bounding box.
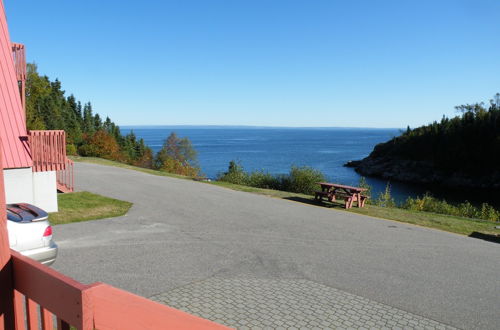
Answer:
[7,203,58,266]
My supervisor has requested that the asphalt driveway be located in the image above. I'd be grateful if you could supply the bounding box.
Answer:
[53,162,500,329]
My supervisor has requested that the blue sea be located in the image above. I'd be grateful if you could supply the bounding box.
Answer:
[122,126,435,203]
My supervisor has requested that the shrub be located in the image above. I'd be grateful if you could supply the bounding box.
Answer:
[217,162,325,195]
[402,193,499,222]
[480,203,499,222]
[78,130,121,160]
[247,171,279,190]
[284,166,326,194]
[159,158,199,177]
[130,148,154,169]
[358,177,372,204]
[217,160,249,185]
[376,182,396,208]
[403,196,423,212]
[457,201,478,219]
[403,193,455,215]
[66,143,77,156]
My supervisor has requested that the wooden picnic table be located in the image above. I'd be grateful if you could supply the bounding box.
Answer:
[315,182,368,209]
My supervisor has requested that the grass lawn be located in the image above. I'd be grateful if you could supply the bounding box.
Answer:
[72,156,500,237]
[348,203,500,236]
[49,191,132,225]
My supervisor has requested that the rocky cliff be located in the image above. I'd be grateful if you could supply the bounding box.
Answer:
[345,156,500,189]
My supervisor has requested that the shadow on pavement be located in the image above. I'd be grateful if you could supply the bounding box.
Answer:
[469,232,500,244]
[284,196,346,209]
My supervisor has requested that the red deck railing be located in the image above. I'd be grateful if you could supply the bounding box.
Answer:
[28,130,67,172]
[56,158,74,193]
[8,251,227,330]
[28,130,74,192]
[11,43,26,112]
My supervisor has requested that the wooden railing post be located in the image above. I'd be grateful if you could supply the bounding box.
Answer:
[11,43,26,120]
[0,138,15,329]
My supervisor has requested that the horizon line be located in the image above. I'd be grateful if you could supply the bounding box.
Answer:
[118,124,403,130]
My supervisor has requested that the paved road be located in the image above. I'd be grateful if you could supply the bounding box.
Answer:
[53,163,500,329]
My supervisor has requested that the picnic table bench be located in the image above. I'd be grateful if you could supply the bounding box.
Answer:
[314,182,368,209]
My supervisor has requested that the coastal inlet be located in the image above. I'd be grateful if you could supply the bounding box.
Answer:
[122,126,454,204]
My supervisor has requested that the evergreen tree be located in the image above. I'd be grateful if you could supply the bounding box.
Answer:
[93,113,102,131]
[25,63,48,130]
[82,102,94,134]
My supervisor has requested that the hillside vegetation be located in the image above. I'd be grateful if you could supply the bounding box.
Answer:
[352,94,500,188]
[26,64,199,176]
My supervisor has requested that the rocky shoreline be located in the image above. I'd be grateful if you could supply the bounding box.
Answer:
[344,156,500,189]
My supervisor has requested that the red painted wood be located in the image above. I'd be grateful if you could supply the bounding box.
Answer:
[11,43,25,118]
[11,250,87,328]
[0,263,14,330]
[317,182,368,208]
[13,291,25,330]
[0,1,31,169]
[40,308,53,330]
[25,299,38,330]
[0,139,9,277]
[317,182,367,192]
[29,130,67,172]
[11,44,25,82]
[85,283,229,330]
[57,158,74,192]
[0,137,15,330]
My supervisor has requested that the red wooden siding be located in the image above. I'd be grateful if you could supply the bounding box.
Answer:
[0,1,31,169]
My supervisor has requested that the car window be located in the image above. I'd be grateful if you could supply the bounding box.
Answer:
[6,209,22,222]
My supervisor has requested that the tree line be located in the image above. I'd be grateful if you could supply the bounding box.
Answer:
[371,94,500,174]
[25,63,199,175]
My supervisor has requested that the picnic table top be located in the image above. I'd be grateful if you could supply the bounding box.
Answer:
[317,182,367,192]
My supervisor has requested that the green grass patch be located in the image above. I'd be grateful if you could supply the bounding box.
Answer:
[347,203,500,236]
[50,191,132,225]
[72,156,500,237]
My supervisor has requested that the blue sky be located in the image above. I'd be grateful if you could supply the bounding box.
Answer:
[5,0,500,128]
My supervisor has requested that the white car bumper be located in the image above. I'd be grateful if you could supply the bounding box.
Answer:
[18,242,58,266]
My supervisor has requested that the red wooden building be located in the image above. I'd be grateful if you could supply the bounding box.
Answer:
[0,2,226,328]
[1,6,73,213]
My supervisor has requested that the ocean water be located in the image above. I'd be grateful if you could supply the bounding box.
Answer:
[122,126,431,203]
